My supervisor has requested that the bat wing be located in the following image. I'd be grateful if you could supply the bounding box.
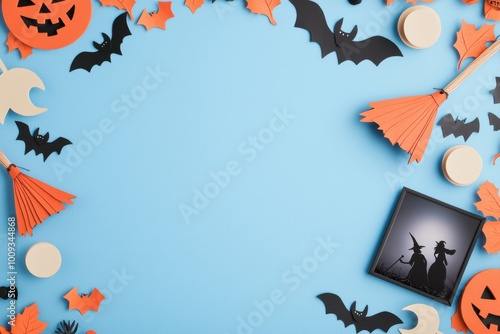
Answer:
[358,311,403,333]
[70,50,111,72]
[489,112,500,131]
[87,288,105,313]
[336,36,402,65]
[42,137,72,161]
[15,121,37,155]
[459,117,479,141]
[438,113,456,138]
[110,12,132,56]
[64,287,86,313]
[289,0,338,58]
[317,293,354,327]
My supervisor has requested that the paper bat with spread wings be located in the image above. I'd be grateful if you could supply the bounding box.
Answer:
[16,121,71,161]
[70,12,131,72]
[289,0,402,65]
[438,114,479,141]
[317,293,402,333]
[138,1,174,30]
[64,287,105,315]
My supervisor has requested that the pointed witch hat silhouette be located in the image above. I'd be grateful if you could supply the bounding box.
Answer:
[408,233,425,250]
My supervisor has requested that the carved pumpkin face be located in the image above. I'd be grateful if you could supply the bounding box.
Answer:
[2,0,92,49]
[461,269,500,333]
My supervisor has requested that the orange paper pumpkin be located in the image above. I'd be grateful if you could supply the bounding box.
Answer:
[2,0,92,50]
[460,269,500,333]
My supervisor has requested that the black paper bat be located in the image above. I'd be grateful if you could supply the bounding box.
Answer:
[438,113,479,141]
[70,12,131,72]
[317,293,402,333]
[289,0,402,65]
[15,121,72,161]
[489,112,500,131]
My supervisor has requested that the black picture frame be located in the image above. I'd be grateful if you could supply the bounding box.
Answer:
[369,187,485,306]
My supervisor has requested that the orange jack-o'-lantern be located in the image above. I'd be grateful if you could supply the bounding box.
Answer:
[2,0,92,50]
[461,269,500,334]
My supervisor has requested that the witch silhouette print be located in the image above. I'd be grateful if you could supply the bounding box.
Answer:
[399,233,428,289]
[369,188,485,305]
[428,241,456,293]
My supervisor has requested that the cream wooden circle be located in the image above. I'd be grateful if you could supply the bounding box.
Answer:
[25,242,62,278]
[398,6,441,49]
[442,146,482,186]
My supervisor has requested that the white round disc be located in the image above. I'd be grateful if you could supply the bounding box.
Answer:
[442,146,482,186]
[399,6,441,49]
[25,242,62,278]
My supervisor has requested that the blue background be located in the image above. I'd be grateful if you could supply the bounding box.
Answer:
[0,0,499,333]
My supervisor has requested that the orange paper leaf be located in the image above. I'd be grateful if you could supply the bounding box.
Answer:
[138,2,174,30]
[451,307,469,333]
[482,221,500,254]
[185,0,204,13]
[0,327,10,334]
[246,0,280,25]
[474,181,500,220]
[453,20,496,70]
[99,0,135,20]
[386,0,434,4]
[462,0,479,4]
[64,287,105,315]
[11,303,48,334]
[5,32,33,59]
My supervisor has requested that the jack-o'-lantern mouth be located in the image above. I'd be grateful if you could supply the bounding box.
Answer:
[472,304,500,331]
[20,4,75,36]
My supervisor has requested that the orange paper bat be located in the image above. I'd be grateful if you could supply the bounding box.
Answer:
[137,1,174,30]
[5,32,33,59]
[64,287,105,315]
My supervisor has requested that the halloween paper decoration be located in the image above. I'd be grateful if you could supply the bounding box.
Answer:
[490,78,500,104]
[386,0,435,5]
[0,150,75,236]
[5,32,33,59]
[99,0,135,19]
[0,286,17,300]
[137,2,174,31]
[317,293,403,333]
[55,320,78,334]
[361,39,500,163]
[0,59,46,124]
[70,13,131,72]
[348,0,362,4]
[2,0,92,50]
[460,269,500,333]
[185,0,204,13]
[246,0,280,25]
[442,146,482,186]
[0,303,48,334]
[399,304,442,334]
[451,306,469,333]
[475,181,500,220]
[64,287,105,315]
[438,114,479,141]
[488,112,500,130]
[482,221,500,254]
[485,0,500,21]
[454,21,495,70]
[290,0,402,64]
[15,121,72,161]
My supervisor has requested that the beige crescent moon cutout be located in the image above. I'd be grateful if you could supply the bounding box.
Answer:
[399,304,443,334]
[442,146,482,186]
[0,59,46,124]
[398,6,441,49]
[25,242,62,278]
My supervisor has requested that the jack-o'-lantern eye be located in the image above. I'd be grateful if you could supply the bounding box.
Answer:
[2,0,92,49]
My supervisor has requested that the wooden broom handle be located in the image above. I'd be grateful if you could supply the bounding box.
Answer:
[444,39,500,95]
[0,150,12,169]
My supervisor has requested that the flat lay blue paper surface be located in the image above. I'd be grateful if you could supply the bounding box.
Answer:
[0,0,499,332]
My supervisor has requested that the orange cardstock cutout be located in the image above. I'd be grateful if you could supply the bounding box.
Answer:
[100,0,135,20]
[2,0,92,50]
[485,0,500,20]
[246,0,280,25]
[453,20,495,70]
[0,303,48,334]
[64,287,105,315]
[138,2,174,31]
[460,269,500,334]
[5,32,33,59]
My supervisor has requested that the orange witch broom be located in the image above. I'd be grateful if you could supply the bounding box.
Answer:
[0,150,75,236]
[361,39,500,164]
